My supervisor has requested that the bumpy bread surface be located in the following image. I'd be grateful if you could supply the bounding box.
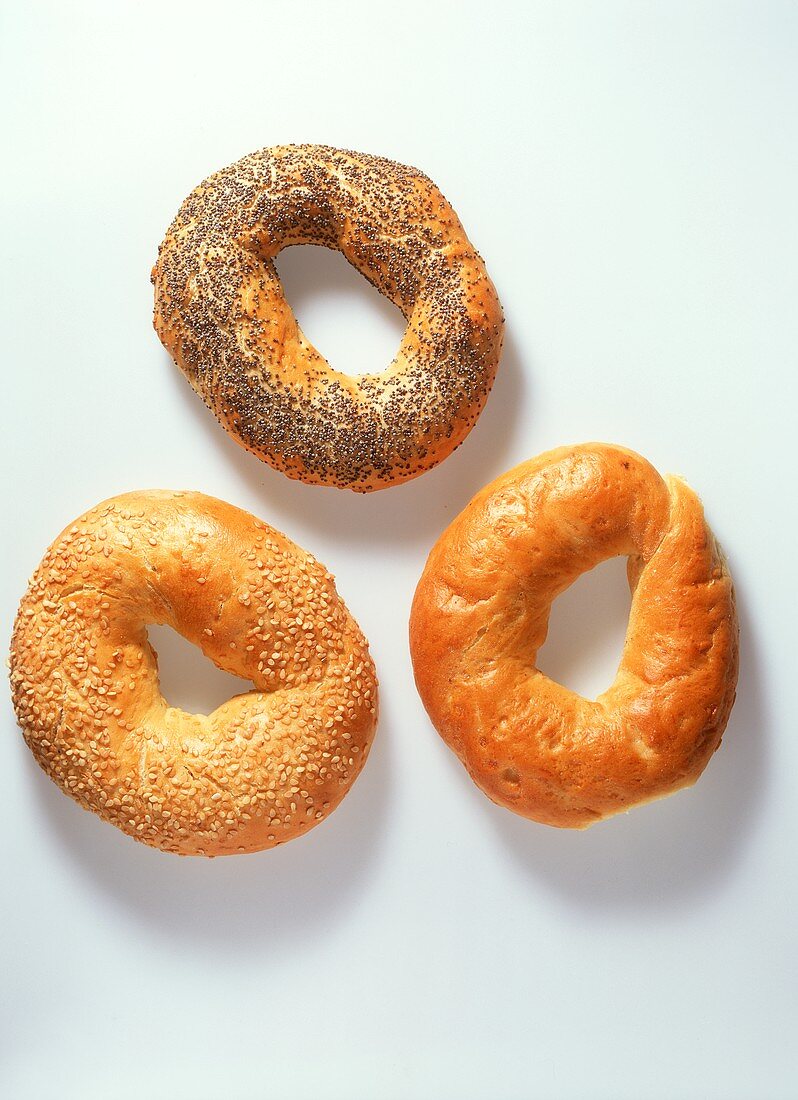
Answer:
[9,491,378,855]
[410,444,739,828]
[152,144,504,492]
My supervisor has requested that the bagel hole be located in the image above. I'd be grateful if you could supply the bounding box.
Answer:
[536,556,632,701]
[147,625,253,716]
[274,245,405,376]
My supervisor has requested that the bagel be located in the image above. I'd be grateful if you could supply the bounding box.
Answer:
[9,491,378,855]
[152,144,504,492]
[409,444,739,828]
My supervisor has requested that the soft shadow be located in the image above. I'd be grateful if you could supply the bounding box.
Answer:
[537,556,632,701]
[147,624,252,714]
[158,322,527,551]
[274,244,406,377]
[27,707,392,950]
[471,577,766,913]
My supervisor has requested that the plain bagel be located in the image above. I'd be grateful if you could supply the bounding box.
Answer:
[152,144,504,491]
[409,443,739,828]
[9,491,378,855]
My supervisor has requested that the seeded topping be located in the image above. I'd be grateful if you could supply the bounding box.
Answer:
[152,145,504,491]
[9,490,378,855]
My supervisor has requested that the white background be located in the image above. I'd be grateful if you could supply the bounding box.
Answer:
[2,3,796,1098]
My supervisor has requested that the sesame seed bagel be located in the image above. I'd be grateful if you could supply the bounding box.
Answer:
[152,144,504,491]
[9,491,378,856]
[409,444,739,829]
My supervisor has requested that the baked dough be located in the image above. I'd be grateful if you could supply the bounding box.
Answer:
[10,491,378,855]
[410,444,738,827]
[153,144,504,491]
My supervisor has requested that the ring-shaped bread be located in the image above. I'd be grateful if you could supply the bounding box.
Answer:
[152,144,504,491]
[10,491,378,855]
[410,444,739,828]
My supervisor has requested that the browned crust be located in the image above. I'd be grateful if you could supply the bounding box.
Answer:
[409,444,739,828]
[9,491,378,855]
[152,144,504,491]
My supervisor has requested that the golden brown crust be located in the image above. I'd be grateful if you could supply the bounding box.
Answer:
[409,444,739,828]
[9,491,378,855]
[152,144,504,492]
